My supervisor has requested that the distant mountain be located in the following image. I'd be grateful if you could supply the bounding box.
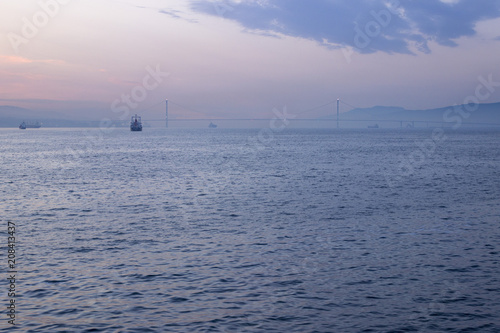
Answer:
[340,102,500,126]
[0,106,42,127]
[2,102,500,128]
[0,105,110,127]
[0,105,75,118]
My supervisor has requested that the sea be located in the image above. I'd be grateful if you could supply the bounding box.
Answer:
[1,127,499,332]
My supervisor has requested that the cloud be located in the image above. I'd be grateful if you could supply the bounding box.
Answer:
[0,55,59,65]
[158,8,199,23]
[0,55,34,64]
[190,0,500,54]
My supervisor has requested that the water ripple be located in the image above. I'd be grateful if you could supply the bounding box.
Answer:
[1,128,499,332]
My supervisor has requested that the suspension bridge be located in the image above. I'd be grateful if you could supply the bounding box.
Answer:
[135,99,500,128]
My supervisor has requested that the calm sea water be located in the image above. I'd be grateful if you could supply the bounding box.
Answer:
[1,127,499,332]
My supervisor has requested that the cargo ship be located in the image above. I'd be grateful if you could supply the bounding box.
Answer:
[19,121,41,129]
[130,114,143,131]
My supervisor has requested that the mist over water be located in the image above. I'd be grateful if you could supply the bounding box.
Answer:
[1,128,499,332]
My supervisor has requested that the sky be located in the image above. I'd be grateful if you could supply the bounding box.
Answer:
[0,0,500,121]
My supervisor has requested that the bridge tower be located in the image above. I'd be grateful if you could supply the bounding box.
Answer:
[337,99,340,129]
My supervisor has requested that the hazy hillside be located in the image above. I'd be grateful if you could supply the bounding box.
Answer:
[0,106,62,127]
[0,106,112,128]
[341,102,500,126]
[2,102,500,128]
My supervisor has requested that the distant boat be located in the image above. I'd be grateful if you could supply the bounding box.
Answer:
[208,122,217,128]
[130,114,143,131]
[19,121,41,129]
[368,124,379,129]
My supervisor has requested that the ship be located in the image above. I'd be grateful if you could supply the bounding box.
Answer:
[130,114,143,131]
[208,122,217,128]
[19,121,41,129]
